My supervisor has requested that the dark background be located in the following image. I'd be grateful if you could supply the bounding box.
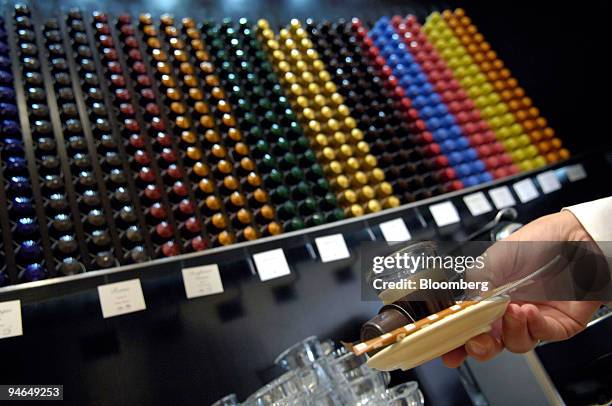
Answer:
[2,0,611,405]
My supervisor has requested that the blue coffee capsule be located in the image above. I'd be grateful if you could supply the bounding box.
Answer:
[461,175,479,187]
[470,160,486,174]
[0,56,10,69]
[9,176,30,193]
[1,119,20,135]
[0,102,18,117]
[477,172,493,183]
[19,240,41,259]
[0,271,6,285]
[6,156,27,172]
[448,151,465,165]
[0,86,15,101]
[457,163,474,177]
[23,262,45,282]
[0,70,12,84]
[3,138,24,154]
[16,217,37,236]
[12,196,33,215]
[0,43,8,54]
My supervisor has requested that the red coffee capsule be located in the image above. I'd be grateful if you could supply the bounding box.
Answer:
[156,222,174,239]
[184,217,201,233]
[150,202,166,219]
[144,184,162,200]
[162,241,180,256]
[190,236,207,251]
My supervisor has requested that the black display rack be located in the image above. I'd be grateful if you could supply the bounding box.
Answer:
[1,146,609,304]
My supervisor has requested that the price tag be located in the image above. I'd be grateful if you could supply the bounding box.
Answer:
[566,164,587,182]
[536,170,561,194]
[429,201,460,227]
[513,178,539,203]
[253,248,291,281]
[0,300,22,339]
[182,264,224,299]
[463,192,493,216]
[315,234,350,262]
[98,279,146,319]
[379,218,411,243]
[488,186,516,209]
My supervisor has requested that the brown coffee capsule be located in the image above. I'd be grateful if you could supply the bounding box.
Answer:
[252,188,268,204]
[186,146,202,161]
[194,101,210,114]
[360,304,414,343]
[212,213,227,229]
[204,129,220,143]
[265,222,283,236]
[223,175,239,191]
[227,128,242,141]
[198,178,214,193]
[181,130,197,144]
[243,226,258,241]
[229,191,246,208]
[234,142,249,156]
[211,144,227,159]
[218,230,235,245]
[246,172,262,187]
[193,162,209,177]
[240,157,255,172]
[236,208,253,225]
[205,195,221,211]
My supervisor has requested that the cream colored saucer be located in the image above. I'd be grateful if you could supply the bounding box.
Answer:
[367,296,510,371]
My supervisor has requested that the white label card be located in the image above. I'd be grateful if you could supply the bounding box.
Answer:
[463,192,493,216]
[0,300,23,339]
[98,279,146,319]
[182,264,224,299]
[429,201,460,227]
[253,248,291,281]
[513,178,540,203]
[537,170,561,194]
[566,164,587,182]
[315,234,350,262]
[488,186,516,209]
[379,218,412,243]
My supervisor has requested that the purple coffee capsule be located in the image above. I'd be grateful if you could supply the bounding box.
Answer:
[19,240,42,259]
[0,70,12,84]
[22,262,45,281]
[0,86,16,101]
[12,196,33,215]
[6,156,27,172]
[16,217,38,236]
[1,119,20,135]
[0,102,18,117]
[4,138,24,154]
[9,176,30,194]
[0,56,10,69]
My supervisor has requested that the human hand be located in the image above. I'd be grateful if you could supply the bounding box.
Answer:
[442,210,604,368]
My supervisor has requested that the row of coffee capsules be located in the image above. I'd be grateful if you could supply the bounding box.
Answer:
[9,4,85,279]
[203,19,345,228]
[2,13,47,283]
[257,19,399,217]
[305,20,462,204]
[89,10,155,261]
[115,14,188,256]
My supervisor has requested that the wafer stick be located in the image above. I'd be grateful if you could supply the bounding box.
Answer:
[344,300,478,356]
